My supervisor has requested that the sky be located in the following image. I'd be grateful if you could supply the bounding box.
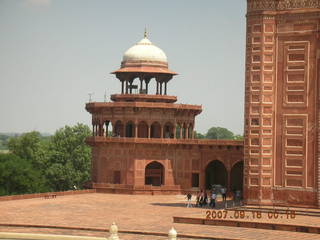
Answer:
[0,0,246,135]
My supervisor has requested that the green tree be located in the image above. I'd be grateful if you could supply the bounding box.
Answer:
[45,123,91,191]
[7,131,48,169]
[0,134,10,150]
[195,131,205,139]
[205,127,235,140]
[0,153,48,195]
[233,134,244,140]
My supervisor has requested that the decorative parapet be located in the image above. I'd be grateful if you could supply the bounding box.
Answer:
[110,94,177,103]
[86,136,244,147]
[86,102,202,113]
[247,0,320,12]
[0,223,179,240]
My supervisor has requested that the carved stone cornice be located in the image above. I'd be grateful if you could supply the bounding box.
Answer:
[247,0,320,12]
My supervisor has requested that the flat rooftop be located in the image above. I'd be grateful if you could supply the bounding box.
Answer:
[0,193,319,240]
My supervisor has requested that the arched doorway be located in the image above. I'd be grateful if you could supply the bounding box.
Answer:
[205,160,227,190]
[145,161,164,186]
[230,161,243,192]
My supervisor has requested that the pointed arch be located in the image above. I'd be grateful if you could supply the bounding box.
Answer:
[145,161,164,186]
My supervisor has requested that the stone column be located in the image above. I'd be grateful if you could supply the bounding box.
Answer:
[145,78,150,94]
[129,81,133,94]
[164,82,167,95]
[135,123,138,138]
[139,77,143,94]
[148,125,151,138]
[121,80,124,94]
[99,124,103,136]
[123,123,126,137]
[92,124,95,136]
[227,170,232,194]
[125,81,128,94]
[156,81,159,94]
[105,121,109,137]
[160,82,163,95]
[160,124,164,138]
[112,122,116,137]
[186,124,189,139]
[106,121,110,137]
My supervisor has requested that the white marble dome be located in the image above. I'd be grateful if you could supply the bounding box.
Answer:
[122,37,167,63]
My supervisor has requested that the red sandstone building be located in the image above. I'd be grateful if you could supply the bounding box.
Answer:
[86,32,244,195]
[86,0,320,208]
[244,0,320,207]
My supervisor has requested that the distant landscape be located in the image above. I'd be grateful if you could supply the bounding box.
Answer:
[0,132,51,151]
[0,124,91,196]
[0,126,242,196]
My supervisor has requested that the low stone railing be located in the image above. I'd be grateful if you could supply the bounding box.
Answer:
[0,189,96,202]
[0,222,178,240]
[108,222,177,240]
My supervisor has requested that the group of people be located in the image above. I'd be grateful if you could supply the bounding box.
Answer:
[186,187,241,208]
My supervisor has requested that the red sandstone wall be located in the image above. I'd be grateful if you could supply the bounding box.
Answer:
[244,3,320,207]
[0,189,96,202]
[91,142,243,192]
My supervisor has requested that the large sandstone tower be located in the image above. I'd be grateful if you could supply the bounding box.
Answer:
[244,0,320,207]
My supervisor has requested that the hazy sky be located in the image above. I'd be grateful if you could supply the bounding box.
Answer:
[0,0,246,135]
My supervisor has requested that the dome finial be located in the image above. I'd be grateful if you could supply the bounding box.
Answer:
[144,27,147,38]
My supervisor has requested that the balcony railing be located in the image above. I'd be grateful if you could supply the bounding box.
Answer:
[86,136,243,147]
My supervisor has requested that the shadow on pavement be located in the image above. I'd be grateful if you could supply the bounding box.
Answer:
[151,200,243,210]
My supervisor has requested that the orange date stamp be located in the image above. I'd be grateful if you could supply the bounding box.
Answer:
[205,209,296,220]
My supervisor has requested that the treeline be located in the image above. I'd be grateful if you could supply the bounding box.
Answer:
[0,123,91,196]
[0,124,241,196]
[195,127,243,140]
[0,134,12,150]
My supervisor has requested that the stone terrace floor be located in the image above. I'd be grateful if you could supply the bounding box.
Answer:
[0,193,319,240]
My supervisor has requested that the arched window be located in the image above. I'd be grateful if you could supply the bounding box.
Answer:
[182,123,187,139]
[151,122,161,138]
[138,121,148,138]
[163,122,174,138]
[176,124,181,139]
[114,120,124,137]
[125,121,134,137]
[105,120,113,137]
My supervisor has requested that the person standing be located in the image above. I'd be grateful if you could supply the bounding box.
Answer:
[186,193,192,208]
[196,191,200,207]
[204,191,208,207]
[235,190,241,205]
[199,190,204,207]
[221,187,227,202]
[211,191,216,208]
